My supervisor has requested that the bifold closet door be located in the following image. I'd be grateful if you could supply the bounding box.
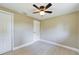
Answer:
[0,10,13,54]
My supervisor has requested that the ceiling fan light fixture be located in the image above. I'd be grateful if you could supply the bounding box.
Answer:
[39,11,45,16]
[33,3,52,15]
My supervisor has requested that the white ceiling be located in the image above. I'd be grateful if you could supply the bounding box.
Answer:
[0,3,79,20]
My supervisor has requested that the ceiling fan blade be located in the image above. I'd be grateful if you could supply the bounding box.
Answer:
[33,4,39,9]
[45,3,52,9]
[33,11,39,14]
[45,11,52,13]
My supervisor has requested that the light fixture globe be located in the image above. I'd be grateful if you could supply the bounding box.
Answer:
[40,11,45,16]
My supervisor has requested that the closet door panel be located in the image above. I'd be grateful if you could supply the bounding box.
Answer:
[0,11,12,54]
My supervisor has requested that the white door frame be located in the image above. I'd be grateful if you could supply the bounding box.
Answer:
[0,10,14,54]
[33,20,40,41]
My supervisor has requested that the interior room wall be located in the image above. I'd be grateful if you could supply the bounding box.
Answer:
[40,11,79,49]
[77,12,79,49]
[0,6,35,48]
[14,13,34,47]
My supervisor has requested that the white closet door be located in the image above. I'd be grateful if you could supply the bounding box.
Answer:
[33,20,40,41]
[0,11,13,54]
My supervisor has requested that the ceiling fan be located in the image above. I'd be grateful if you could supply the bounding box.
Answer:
[33,3,52,16]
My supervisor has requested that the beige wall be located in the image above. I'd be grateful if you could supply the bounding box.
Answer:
[0,6,35,47]
[14,13,34,47]
[77,12,79,49]
[40,11,79,49]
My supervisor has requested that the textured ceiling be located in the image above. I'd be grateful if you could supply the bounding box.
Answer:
[0,3,79,20]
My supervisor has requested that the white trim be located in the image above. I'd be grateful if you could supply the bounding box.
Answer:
[13,40,38,51]
[33,20,40,41]
[0,9,14,51]
[40,39,79,53]
[0,10,14,54]
[11,13,14,51]
[0,10,13,15]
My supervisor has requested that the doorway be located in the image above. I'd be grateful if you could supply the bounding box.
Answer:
[0,10,13,54]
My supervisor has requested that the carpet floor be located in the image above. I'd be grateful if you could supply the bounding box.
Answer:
[4,41,78,55]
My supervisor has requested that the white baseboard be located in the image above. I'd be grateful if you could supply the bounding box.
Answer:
[13,40,37,51]
[40,39,79,53]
